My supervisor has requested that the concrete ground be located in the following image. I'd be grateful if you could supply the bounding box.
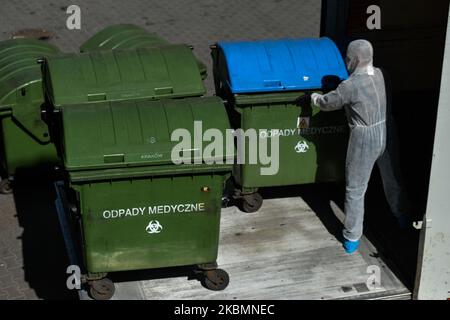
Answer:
[0,0,321,300]
[0,0,321,95]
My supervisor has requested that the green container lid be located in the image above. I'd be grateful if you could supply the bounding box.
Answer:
[43,45,206,108]
[80,24,207,80]
[60,96,233,178]
[80,24,170,52]
[0,39,60,142]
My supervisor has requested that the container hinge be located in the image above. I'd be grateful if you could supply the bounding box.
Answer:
[413,218,432,230]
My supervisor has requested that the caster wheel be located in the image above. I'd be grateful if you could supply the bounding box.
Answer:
[0,179,13,194]
[241,192,263,213]
[221,196,231,208]
[201,269,229,291]
[89,278,115,300]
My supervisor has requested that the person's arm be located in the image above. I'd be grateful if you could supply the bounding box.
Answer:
[312,80,353,111]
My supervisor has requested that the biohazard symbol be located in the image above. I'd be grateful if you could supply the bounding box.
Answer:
[295,140,309,153]
[146,220,163,234]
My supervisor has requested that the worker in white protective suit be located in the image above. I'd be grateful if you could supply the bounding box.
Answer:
[310,39,410,254]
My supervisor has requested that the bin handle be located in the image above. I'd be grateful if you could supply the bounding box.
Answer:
[0,104,12,114]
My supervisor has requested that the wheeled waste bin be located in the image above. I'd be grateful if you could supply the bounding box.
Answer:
[42,45,205,108]
[42,46,232,299]
[58,96,232,299]
[80,24,208,80]
[0,39,60,193]
[211,38,349,212]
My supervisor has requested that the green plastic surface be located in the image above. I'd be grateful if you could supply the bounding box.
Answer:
[0,39,60,175]
[44,45,206,108]
[60,96,233,173]
[80,24,207,80]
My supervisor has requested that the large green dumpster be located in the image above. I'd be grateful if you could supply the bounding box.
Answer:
[80,24,208,80]
[59,96,232,299]
[42,45,205,109]
[212,38,349,212]
[0,39,60,193]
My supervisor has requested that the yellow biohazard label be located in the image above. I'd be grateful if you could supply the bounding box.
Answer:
[297,117,310,129]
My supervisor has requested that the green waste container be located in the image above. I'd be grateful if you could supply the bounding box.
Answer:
[58,96,233,299]
[212,38,349,212]
[80,24,208,80]
[42,45,206,109]
[0,39,60,193]
[80,24,169,52]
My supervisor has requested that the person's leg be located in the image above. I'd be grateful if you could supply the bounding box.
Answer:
[343,169,373,241]
[343,129,379,241]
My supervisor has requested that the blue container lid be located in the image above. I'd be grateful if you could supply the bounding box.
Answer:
[217,37,348,94]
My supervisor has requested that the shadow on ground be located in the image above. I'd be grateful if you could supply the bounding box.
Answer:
[12,169,77,300]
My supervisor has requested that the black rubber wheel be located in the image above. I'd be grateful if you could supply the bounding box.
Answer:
[241,192,263,213]
[201,269,230,291]
[221,196,231,208]
[0,179,13,194]
[89,278,115,300]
